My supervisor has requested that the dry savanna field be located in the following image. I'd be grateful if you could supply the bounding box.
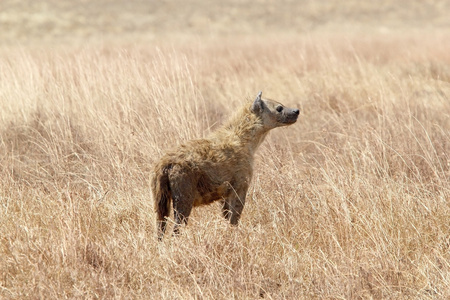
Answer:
[1,0,450,299]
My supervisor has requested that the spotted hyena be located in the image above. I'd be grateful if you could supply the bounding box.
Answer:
[151,92,300,240]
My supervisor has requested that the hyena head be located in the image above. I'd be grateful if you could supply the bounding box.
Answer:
[251,91,300,130]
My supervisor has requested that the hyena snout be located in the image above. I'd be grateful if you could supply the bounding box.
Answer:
[283,107,300,124]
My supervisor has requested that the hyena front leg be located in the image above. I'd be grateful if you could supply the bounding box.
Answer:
[221,199,231,220]
[225,184,249,226]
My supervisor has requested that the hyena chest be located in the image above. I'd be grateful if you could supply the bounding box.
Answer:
[194,175,232,206]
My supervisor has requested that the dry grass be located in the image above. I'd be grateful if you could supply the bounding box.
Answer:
[1,1,450,299]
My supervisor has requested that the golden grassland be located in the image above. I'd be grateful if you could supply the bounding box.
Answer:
[1,1,450,299]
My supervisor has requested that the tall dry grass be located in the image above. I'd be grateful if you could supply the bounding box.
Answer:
[1,34,449,299]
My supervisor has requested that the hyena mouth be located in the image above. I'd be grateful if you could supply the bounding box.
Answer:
[285,117,298,124]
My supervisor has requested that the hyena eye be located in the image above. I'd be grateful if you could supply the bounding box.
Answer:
[276,106,283,112]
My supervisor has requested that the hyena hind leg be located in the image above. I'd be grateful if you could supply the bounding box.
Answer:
[172,199,194,235]
[158,219,168,241]
[169,171,196,236]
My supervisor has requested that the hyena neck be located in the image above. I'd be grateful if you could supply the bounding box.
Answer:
[222,106,269,155]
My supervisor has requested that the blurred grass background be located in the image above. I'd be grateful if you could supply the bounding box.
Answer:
[1,0,450,43]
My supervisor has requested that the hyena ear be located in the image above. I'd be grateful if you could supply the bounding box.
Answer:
[251,91,263,114]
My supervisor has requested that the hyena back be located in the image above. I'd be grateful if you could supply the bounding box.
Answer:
[151,92,299,240]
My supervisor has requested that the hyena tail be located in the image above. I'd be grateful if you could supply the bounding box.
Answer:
[152,164,172,240]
